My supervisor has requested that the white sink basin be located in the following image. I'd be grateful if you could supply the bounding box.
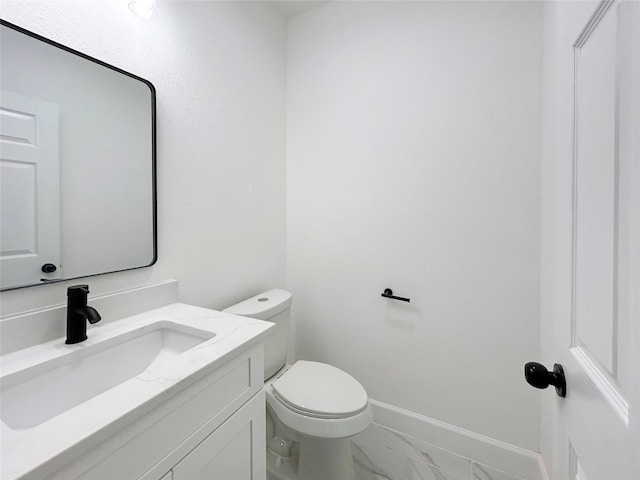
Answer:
[0,321,214,430]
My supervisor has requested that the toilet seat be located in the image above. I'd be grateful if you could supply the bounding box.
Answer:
[265,361,373,439]
[272,361,368,419]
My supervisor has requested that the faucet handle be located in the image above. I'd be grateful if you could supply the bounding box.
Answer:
[67,285,90,296]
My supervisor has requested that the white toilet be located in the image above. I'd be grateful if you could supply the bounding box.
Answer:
[223,289,372,480]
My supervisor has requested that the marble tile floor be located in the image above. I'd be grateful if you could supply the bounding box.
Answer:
[266,423,531,480]
[352,423,531,480]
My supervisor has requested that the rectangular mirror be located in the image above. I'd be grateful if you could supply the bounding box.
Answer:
[0,20,157,290]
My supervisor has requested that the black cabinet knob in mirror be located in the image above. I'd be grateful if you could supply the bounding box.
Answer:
[524,362,566,398]
[41,263,57,273]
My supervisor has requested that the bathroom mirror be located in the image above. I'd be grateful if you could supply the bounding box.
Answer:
[0,20,156,291]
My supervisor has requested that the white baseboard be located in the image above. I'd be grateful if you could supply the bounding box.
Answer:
[369,399,549,480]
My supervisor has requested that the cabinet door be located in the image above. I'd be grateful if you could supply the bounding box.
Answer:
[172,391,266,480]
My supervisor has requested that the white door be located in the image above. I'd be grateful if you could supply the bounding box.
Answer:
[0,91,60,288]
[540,1,639,479]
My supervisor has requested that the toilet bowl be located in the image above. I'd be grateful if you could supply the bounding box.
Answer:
[267,361,371,438]
[264,361,372,480]
[223,290,372,480]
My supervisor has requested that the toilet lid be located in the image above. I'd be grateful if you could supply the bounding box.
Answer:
[272,361,368,418]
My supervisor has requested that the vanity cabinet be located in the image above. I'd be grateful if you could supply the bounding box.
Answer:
[47,343,266,480]
[171,392,265,480]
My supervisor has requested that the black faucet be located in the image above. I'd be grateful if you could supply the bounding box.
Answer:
[66,285,102,344]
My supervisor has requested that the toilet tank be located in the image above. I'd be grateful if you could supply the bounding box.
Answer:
[222,289,292,380]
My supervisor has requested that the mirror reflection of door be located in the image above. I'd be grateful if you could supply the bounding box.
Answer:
[0,91,60,289]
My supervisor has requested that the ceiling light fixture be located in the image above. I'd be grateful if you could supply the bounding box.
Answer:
[129,0,157,20]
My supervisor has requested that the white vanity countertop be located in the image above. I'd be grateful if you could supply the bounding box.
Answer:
[0,302,273,480]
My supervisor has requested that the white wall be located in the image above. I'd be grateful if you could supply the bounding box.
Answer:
[287,1,542,451]
[0,0,287,316]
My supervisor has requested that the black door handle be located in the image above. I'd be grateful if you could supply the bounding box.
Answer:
[524,362,566,397]
[41,263,57,273]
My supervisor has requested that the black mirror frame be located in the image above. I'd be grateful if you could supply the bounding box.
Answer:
[0,19,157,291]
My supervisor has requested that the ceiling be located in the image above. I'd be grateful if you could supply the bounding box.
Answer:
[271,1,328,18]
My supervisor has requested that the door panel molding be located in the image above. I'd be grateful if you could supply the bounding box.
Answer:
[570,346,628,425]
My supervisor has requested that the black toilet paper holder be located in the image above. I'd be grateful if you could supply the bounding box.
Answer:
[381,288,410,303]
